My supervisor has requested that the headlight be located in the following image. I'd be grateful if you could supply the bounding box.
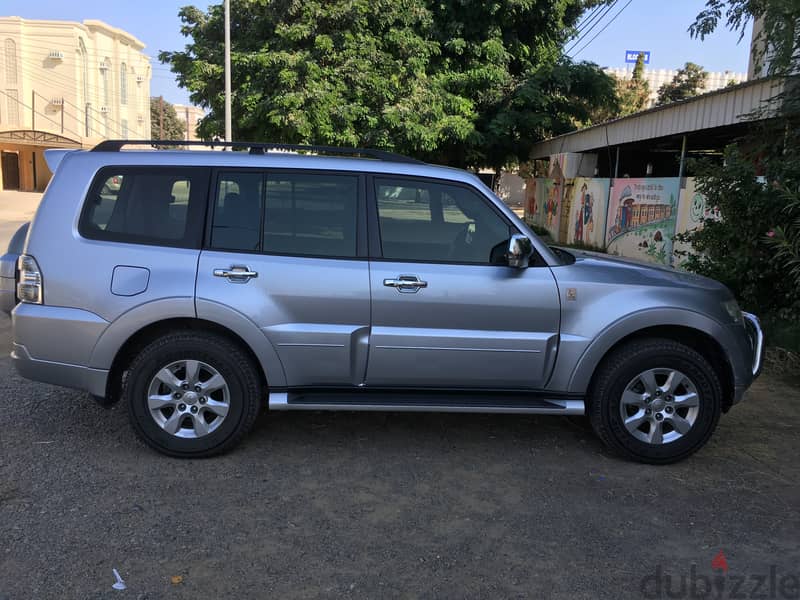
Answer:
[722,298,742,323]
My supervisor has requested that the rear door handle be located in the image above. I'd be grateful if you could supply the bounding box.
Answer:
[383,275,427,293]
[213,266,258,282]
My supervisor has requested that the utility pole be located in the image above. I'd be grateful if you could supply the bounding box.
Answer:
[159,96,164,139]
[224,0,232,142]
[31,91,35,130]
[185,106,190,141]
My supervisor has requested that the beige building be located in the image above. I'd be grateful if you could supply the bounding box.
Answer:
[0,16,152,191]
[604,66,747,108]
[172,103,205,142]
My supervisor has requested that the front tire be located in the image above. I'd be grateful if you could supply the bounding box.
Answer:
[123,331,262,457]
[589,338,722,464]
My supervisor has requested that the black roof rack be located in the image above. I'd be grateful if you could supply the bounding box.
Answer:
[90,139,425,164]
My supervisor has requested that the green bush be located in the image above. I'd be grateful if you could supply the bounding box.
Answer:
[674,142,800,325]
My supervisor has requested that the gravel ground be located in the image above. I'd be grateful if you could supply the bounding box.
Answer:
[1,311,799,599]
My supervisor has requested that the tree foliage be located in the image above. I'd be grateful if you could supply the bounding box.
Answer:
[674,144,799,317]
[617,52,651,116]
[159,0,617,170]
[656,62,708,105]
[679,0,800,332]
[150,96,186,140]
[690,0,800,78]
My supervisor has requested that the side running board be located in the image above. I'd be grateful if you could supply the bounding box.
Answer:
[268,390,584,415]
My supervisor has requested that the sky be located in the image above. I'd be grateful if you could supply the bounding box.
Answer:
[2,0,754,106]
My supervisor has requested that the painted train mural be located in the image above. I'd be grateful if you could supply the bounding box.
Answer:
[526,177,692,266]
[607,186,673,236]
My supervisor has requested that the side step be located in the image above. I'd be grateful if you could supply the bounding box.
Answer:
[268,390,584,415]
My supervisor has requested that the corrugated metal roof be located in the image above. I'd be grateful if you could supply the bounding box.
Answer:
[530,77,784,158]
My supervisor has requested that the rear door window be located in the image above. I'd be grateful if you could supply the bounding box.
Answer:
[263,173,359,258]
[210,171,264,251]
[80,167,210,248]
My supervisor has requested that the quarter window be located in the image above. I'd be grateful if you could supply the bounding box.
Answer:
[375,178,511,264]
[80,167,209,248]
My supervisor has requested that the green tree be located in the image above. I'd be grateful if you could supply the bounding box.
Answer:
[656,62,708,105]
[690,0,800,79]
[678,0,800,345]
[674,146,799,317]
[159,0,617,171]
[150,96,186,140]
[617,52,651,116]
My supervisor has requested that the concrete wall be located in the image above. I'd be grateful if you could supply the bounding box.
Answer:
[525,176,712,267]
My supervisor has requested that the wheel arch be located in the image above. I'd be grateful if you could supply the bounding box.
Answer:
[103,317,275,405]
[566,311,737,412]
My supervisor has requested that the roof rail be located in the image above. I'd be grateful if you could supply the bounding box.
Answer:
[90,139,425,164]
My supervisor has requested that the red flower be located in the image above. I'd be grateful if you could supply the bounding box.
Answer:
[766,230,776,238]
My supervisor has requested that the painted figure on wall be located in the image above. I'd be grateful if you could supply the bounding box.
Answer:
[576,182,594,243]
[546,178,561,228]
[574,197,583,241]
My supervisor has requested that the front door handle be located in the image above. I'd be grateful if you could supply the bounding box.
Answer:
[383,275,427,293]
[213,266,258,283]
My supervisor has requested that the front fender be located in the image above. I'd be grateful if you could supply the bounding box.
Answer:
[551,308,744,395]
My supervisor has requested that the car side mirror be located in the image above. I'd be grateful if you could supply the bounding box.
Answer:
[507,234,533,268]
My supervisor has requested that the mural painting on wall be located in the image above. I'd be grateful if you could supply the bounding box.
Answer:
[566,178,610,248]
[673,178,721,266]
[543,178,563,238]
[525,178,559,237]
[606,178,680,265]
[540,155,566,240]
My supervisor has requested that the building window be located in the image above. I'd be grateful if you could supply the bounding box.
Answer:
[6,89,19,125]
[121,119,128,139]
[78,39,88,104]
[5,39,17,85]
[101,58,111,107]
[120,62,127,105]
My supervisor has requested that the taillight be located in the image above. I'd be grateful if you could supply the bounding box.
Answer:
[17,254,43,304]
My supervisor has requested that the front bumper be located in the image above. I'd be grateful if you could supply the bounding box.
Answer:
[742,312,765,379]
[730,312,765,406]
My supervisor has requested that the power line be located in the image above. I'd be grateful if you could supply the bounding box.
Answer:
[566,3,609,45]
[570,0,635,59]
[565,0,619,57]
[3,55,134,138]
[0,89,84,139]
[14,53,149,108]
[14,54,149,117]
[15,41,180,80]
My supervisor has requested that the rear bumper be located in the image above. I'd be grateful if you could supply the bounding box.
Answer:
[11,303,110,396]
[12,342,109,397]
[0,251,17,315]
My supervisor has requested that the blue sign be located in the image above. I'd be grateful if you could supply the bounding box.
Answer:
[625,50,650,64]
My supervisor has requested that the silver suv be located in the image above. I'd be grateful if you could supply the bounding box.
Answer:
[0,141,764,463]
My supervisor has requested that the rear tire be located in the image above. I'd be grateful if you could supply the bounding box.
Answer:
[588,338,722,464]
[123,330,262,458]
